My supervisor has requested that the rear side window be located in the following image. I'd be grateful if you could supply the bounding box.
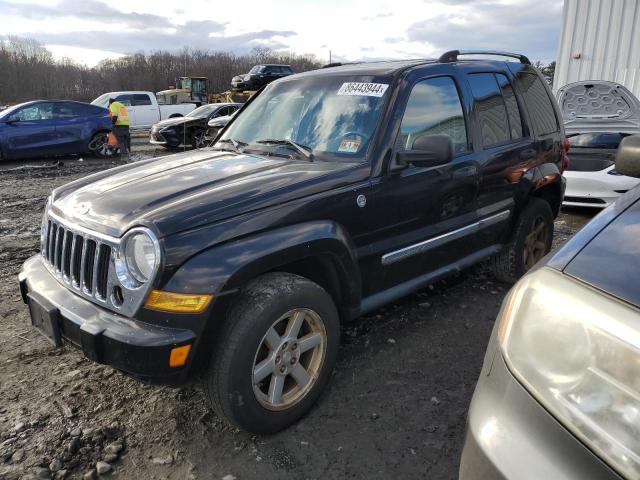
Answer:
[569,132,628,149]
[282,66,294,74]
[132,94,152,106]
[495,74,524,139]
[54,102,85,118]
[397,76,468,155]
[516,72,559,136]
[467,73,510,147]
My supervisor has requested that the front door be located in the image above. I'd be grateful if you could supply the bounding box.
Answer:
[4,102,57,158]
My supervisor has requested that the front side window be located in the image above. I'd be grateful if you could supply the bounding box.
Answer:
[218,75,391,161]
[115,95,132,106]
[15,103,54,121]
[397,76,468,154]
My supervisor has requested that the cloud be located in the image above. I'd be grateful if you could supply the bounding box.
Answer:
[405,0,563,61]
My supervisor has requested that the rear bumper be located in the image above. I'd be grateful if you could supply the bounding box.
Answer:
[460,350,621,480]
[18,255,196,386]
[563,167,640,208]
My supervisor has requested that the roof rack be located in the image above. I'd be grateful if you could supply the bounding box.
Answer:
[438,50,531,65]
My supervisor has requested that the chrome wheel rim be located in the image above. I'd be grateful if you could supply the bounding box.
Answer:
[252,308,327,411]
[523,216,548,270]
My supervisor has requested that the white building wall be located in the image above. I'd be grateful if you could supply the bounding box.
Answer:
[555,0,640,98]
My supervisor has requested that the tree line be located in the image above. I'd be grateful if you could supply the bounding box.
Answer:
[0,36,321,105]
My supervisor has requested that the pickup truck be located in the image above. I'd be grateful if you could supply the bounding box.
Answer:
[20,50,567,434]
[91,91,196,130]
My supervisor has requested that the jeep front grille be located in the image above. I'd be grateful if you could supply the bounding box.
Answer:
[42,218,112,301]
[40,210,155,317]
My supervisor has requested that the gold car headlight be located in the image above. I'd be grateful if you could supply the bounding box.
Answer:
[499,267,640,479]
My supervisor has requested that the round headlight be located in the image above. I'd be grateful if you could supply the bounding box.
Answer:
[124,231,158,283]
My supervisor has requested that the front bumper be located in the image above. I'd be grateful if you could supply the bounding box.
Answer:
[563,167,640,208]
[19,255,196,386]
[460,347,621,480]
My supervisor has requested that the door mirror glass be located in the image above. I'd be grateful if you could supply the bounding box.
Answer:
[397,134,453,167]
[615,135,640,178]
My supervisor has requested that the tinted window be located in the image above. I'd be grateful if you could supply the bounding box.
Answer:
[132,94,152,106]
[569,132,628,149]
[517,72,558,136]
[282,66,294,74]
[115,94,132,106]
[15,103,54,121]
[468,73,510,148]
[495,74,524,139]
[397,76,468,154]
[54,102,85,118]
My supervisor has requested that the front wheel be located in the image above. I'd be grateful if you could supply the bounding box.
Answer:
[491,197,553,283]
[206,273,339,433]
[191,129,206,149]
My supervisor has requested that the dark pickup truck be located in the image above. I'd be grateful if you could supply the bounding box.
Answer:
[19,50,567,433]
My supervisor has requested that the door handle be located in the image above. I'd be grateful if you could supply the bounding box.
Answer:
[519,149,537,161]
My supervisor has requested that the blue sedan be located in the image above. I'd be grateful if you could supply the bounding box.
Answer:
[0,100,114,161]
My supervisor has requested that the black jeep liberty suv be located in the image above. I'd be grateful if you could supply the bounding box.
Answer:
[19,50,567,433]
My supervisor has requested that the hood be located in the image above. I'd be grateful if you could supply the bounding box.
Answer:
[50,149,360,237]
[153,116,199,129]
[557,81,640,135]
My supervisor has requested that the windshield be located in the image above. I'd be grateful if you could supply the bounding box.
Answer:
[91,93,111,107]
[249,65,266,74]
[0,102,28,119]
[187,104,218,118]
[218,75,391,161]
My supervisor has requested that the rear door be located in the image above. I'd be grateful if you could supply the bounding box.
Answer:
[131,93,157,128]
[4,102,57,158]
[54,102,88,154]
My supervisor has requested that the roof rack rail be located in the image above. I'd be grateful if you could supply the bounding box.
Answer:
[438,50,531,65]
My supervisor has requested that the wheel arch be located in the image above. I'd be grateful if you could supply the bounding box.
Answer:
[517,162,564,218]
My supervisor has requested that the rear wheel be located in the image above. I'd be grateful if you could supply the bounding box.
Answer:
[206,272,339,433]
[88,132,116,159]
[491,197,553,283]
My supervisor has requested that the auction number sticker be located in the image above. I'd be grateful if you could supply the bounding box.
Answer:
[338,137,362,153]
[337,82,389,97]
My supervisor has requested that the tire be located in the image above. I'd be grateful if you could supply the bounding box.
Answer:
[88,132,116,159]
[491,197,554,283]
[191,129,206,149]
[206,272,339,433]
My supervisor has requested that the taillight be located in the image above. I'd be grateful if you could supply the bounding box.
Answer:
[561,137,571,172]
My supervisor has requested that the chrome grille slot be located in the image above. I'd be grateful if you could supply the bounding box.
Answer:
[39,210,157,317]
[83,240,97,294]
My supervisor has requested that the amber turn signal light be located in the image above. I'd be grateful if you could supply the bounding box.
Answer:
[169,344,191,368]
[145,290,212,313]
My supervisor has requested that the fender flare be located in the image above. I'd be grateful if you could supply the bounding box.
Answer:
[162,220,362,311]
[517,162,563,204]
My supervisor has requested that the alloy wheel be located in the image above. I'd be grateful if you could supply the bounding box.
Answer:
[88,133,113,158]
[523,215,548,270]
[252,308,327,411]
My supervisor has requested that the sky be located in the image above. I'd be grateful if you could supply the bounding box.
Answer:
[0,0,564,66]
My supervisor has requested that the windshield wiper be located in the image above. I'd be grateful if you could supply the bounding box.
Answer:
[215,138,246,153]
[254,139,314,161]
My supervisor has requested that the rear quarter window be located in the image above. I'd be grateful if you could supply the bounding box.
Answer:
[516,72,559,136]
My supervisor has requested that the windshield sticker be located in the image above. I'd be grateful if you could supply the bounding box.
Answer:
[337,82,389,97]
[338,137,362,153]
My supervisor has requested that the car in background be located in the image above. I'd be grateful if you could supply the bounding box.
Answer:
[460,136,640,480]
[231,64,294,91]
[91,91,196,130]
[0,100,114,161]
[149,103,242,149]
[557,80,640,207]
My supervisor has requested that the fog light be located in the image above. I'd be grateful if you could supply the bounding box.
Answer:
[145,290,212,313]
[169,345,191,368]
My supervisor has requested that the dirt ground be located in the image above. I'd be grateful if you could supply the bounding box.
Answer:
[0,144,594,480]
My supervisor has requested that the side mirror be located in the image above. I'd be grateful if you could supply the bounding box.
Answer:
[395,134,453,168]
[615,135,640,178]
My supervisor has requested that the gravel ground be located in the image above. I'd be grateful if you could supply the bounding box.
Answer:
[0,146,594,480]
